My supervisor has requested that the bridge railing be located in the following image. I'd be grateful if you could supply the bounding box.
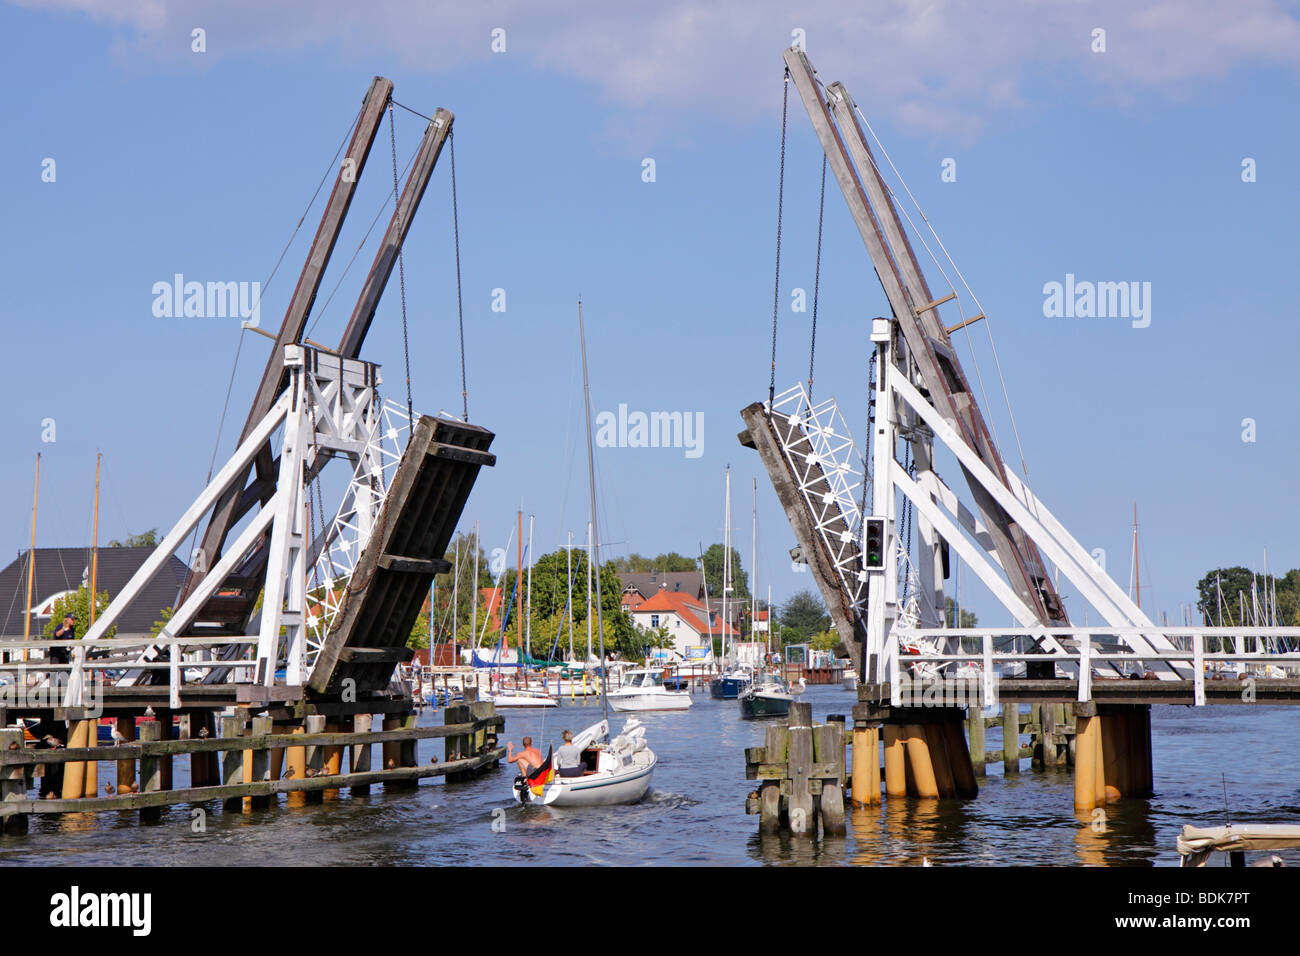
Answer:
[890,626,1300,707]
[0,635,260,710]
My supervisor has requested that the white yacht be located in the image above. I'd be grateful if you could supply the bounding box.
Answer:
[607,667,693,712]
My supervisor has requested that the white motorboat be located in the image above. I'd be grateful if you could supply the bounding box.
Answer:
[607,668,693,712]
[512,718,655,807]
[483,688,558,708]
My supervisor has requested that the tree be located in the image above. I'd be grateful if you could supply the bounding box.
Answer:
[43,586,116,641]
[944,597,977,628]
[701,543,749,602]
[779,589,829,640]
[610,551,698,573]
[108,529,157,548]
[1194,566,1300,624]
[807,628,839,651]
[150,606,174,638]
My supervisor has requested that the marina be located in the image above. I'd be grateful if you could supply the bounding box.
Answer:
[3,8,1298,934]
[2,686,1298,867]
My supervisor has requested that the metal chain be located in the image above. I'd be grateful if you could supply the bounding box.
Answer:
[388,102,415,428]
[807,152,826,400]
[450,130,468,421]
[768,69,790,411]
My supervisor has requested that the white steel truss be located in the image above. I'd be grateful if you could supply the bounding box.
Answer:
[72,346,392,708]
[769,382,869,618]
[302,398,411,675]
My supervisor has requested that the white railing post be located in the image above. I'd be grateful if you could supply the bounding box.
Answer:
[982,632,995,707]
[1193,632,1205,707]
[169,638,182,710]
[1078,632,1091,703]
[890,632,902,707]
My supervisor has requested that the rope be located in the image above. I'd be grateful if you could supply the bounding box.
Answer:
[851,102,1035,494]
[388,102,415,428]
[807,152,826,400]
[450,131,468,421]
[768,69,790,410]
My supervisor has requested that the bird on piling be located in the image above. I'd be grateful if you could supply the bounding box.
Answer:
[111,726,126,745]
[198,726,210,739]
[104,783,115,795]
[42,735,62,749]
[283,767,296,780]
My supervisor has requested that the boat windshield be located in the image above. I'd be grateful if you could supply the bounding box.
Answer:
[645,672,664,686]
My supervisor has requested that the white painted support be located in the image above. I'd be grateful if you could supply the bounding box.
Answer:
[890,634,902,707]
[1078,632,1091,702]
[889,368,1187,678]
[81,391,292,645]
[890,463,1039,627]
[926,472,1005,573]
[1001,469,1177,663]
[1194,633,1205,706]
[982,633,995,705]
[170,652,181,709]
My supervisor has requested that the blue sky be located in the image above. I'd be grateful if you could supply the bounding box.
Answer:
[2,1,1298,627]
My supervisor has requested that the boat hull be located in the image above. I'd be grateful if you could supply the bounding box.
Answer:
[485,694,558,708]
[608,692,692,712]
[516,751,656,807]
[740,692,792,719]
[709,676,749,699]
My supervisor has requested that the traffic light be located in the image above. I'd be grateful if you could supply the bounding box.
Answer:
[863,517,886,570]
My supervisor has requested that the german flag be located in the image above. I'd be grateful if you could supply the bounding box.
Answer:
[526,746,554,796]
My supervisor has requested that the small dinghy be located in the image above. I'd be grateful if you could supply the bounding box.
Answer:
[512,717,656,807]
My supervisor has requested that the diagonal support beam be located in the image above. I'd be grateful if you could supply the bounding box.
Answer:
[337,108,453,358]
[182,76,395,609]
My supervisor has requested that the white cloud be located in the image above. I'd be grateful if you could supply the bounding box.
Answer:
[12,0,1300,141]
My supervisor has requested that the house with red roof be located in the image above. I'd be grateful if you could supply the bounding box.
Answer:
[629,588,738,660]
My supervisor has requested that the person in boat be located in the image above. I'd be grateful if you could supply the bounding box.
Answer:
[506,736,543,777]
[555,729,585,778]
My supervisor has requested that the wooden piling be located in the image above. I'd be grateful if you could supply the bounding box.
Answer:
[851,727,878,806]
[304,715,326,803]
[758,782,781,833]
[786,702,815,837]
[1,728,29,835]
[902,724,939,798]
[966,707,986,776]
[1100,711,1124,802]
[323,721,344,800]
[943,718,979,798]
[116,716,136,795]
[813,721,846,834]
[1093,713,1107,807]
[62,719,91,800]
[286,724,307,807]
[1073,714,1097,812]
[157,709,174,792]
[882,725,907,797]
[138,721,162,823]
[220,714,244,813]
[349,714,373,796]
[249,716,273,810]
[1001,705,1020,775]
[923,723,957,799]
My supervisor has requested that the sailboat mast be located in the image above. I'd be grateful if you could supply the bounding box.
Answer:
[526,514,534,658]
[90,452,101,626]
[587,520,593,662]
[751,476,757,648]
[567,532,574,661]
[1133,503,1141,612]
[452,538,459,657]
[723,465,731,663]
[471,520,480,646]
[516,509,523,651]
[22,453,40,663]
[578,300,609,721]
